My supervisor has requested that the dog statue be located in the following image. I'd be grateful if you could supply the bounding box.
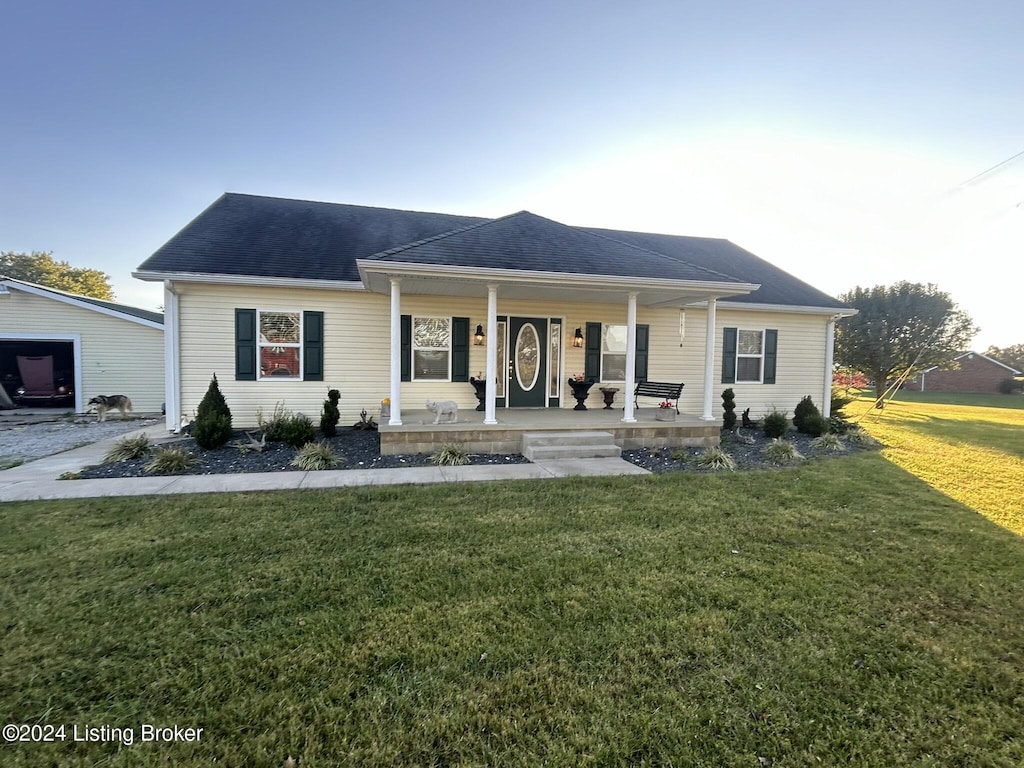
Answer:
[88,395,133,422]
[425,399,458,424]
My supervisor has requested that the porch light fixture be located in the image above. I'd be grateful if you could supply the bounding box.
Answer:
[474,324,485,345]
[572,327,584,348]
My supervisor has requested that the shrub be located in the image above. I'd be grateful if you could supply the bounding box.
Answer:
[762,410,789,439]
[291,441,342,470]
[144,446,197,474]
[320,389,341,437]
[431,443,471,466]
[998,377,1024,395]
[721,388,737,430]
[260,403,315,447]
[803,413,831,437]
[192,375,233,449]
[693,445,736,471]
[104,433,151,462]
[761,438,805,465]
[793,395,821,433]
[811,432,846,453]
[279,413,316,448]
[353,409,378,431]
[846,428,881,448]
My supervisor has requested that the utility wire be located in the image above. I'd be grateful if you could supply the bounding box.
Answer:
[955,148,1024,189]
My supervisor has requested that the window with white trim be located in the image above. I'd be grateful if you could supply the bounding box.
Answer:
[736,329,764,383]
[601,324,628,381]
[412,317,451,380]
[259,310,301,379]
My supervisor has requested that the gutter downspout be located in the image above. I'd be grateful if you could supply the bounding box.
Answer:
[823,314,839,418]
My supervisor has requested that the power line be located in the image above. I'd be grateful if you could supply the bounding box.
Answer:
[956,148,1024,189]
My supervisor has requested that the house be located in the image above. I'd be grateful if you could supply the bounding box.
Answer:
[905,351,1022,394]
[0,277,164,413]
[134,193,855,450]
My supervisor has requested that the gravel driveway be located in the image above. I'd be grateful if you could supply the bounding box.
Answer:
[0,415,161,465]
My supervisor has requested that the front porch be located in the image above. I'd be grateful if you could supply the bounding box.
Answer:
[378,407,720,456]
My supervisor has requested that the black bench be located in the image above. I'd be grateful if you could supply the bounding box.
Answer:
[633,381,684,413]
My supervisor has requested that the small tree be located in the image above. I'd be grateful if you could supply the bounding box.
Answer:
[320,388,341,437]
[192,374,233,449]
[721,388,736,430]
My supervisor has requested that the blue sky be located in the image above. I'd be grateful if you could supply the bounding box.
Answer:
[3,0,1022,348]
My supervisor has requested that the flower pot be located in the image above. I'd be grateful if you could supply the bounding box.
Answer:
[655,409,676,422]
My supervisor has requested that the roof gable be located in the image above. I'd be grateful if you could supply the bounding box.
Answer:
[368,211,745,284]
[0,277,164,328]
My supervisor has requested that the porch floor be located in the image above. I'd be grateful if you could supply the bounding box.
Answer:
[379,406,720,456]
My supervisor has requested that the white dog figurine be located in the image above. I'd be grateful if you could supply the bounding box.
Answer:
[426,399,458,424]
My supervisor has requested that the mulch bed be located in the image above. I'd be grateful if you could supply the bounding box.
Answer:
[76,428,529,479]
[76,426,871,479]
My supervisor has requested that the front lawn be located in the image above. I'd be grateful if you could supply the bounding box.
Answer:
[2,456,1023,766]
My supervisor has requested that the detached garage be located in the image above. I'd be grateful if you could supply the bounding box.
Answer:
[0,277,164,413]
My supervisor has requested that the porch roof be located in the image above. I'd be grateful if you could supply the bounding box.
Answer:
[357,211,759,306]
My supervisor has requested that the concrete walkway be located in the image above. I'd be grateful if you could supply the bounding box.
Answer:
[0,424,650,502]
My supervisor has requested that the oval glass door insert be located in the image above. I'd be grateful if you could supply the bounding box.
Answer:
[515,323,540,391]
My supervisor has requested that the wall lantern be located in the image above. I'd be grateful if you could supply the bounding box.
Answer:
[474,324,486,345]
[572,327,585,348]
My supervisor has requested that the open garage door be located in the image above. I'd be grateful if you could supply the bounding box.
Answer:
[0,339,77,409]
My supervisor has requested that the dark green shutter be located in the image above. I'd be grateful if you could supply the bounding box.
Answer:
[584,322,602,381]
[452,317,469,382]
[303,311,324,381]
[634,324,649,380]
[722,327,737,384]
[400,314,412,382]
[235,309,257,381]
[763,329,778,384]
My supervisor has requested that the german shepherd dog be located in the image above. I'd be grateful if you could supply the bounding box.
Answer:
[88,395,133,422]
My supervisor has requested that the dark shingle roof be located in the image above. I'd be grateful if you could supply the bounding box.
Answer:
[369,211,744,284]
[139,193,849,310]
[137,193,487,282]
[583,228,848,309]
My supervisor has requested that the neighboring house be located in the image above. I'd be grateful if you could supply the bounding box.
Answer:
[905,351,1022,394]
[0,277,165,413]
[134,193,856,432]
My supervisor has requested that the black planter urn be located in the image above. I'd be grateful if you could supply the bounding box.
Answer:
[469,377,488,411]
[567,378,597,410]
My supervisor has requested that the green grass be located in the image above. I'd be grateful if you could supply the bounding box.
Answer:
[2,458,1023,766]
[852,396,1024,534]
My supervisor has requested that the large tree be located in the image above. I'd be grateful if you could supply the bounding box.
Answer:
[984,344,1024,372]
[834,282,978,405]
[0,250,114,300]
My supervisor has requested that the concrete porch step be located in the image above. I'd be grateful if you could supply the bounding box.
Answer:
[522,431,621,461]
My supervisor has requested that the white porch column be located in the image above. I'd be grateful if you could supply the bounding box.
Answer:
[823,315,838,418]
[621,291,638,423]
[163,281,181,432]
[389,277,403,426]
[484,284,499,425]
[701,296,718,420]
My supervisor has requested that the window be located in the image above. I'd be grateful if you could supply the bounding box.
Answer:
[412,317,451,380]
[235,309,323,382]
[584,322,649,382]
[722,327,777,385]
[601,324,627,381]
[259,311,301,379]
[736,329,764,382]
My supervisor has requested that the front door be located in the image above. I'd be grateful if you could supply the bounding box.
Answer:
[507,317,547,407]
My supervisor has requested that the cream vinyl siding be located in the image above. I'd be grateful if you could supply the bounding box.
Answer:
[175,283,831,425]
[0,289,164,412]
